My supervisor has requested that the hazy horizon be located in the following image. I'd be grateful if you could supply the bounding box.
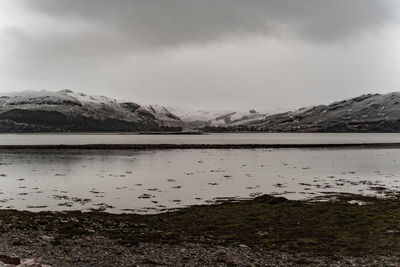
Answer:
[0,0,399,110]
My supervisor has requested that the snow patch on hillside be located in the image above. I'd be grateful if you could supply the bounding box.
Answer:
[168,106,281,127]
[0,89,185,128]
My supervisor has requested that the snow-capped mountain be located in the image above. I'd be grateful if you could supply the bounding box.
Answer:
[167,106,277,127]
[2,89,400,133]
[240,92,400,132]
[0,89,185,132]
[145,104,182,126]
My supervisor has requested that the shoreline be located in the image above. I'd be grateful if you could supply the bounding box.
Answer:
[0,194,399,266]
[0,143,400,150]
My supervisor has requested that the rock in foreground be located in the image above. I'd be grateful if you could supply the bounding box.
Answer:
[0,253,51,267]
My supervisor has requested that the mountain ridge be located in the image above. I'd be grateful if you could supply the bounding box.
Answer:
[1,90,400,133]
[235,92,400,132]
[0,89,185,132]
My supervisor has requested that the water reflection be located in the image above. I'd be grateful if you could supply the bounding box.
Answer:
[2,133,400,145]
[0,148,399,213]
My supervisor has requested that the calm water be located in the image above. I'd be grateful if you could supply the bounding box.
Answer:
[0,148,399,213]
[2,133,400,145]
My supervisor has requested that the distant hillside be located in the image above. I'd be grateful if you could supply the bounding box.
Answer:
[0,90,184,132]
[2,90,399,133]
[168,106,280,128]
[238,93,400,132]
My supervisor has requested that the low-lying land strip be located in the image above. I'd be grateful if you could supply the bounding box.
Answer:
[1,143,400,150]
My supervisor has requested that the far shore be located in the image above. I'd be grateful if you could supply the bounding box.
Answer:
[0,143,400,150]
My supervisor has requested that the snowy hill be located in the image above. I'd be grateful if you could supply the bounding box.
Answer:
[2,90,400,133]
[0,90,185,132]
[167,106,275,127]
[240,92,400,132]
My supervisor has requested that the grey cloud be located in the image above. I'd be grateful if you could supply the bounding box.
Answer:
[22,0,399,48]
[1,0,399,110]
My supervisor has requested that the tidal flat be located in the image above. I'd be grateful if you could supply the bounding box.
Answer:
[0,148,400,213]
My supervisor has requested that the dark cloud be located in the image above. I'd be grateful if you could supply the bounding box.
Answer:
[22,0,398,48]
[0,0,399,110]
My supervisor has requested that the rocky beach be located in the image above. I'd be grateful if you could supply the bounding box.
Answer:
[0,194,399,266]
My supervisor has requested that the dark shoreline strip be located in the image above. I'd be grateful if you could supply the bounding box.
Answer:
[0,143,400,149]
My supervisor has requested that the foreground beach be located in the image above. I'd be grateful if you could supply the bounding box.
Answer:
[1,194,399,266]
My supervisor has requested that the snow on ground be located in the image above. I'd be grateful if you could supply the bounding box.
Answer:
[0,90,185,127]
[168,106,282,127]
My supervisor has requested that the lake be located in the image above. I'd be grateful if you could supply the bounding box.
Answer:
[0,136,399,213]
[2,133,400,145]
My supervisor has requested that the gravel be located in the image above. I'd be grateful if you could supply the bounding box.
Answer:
[0,230,398,266]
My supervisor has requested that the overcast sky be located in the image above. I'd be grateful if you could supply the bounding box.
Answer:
[0,0,399,110]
